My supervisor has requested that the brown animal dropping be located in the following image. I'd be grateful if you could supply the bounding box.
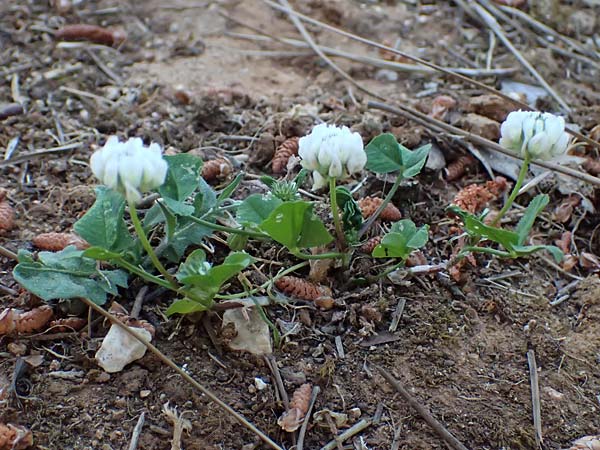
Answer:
[358,197,402,221]
[277,383,312,432]
[54,24,126,47]
[0,423,33,450]
[0,191,14,232]
[201,157,232,182]
[360,236,382,254]
[0,305,54,335]
[32,232,89,251]
[272,136,299,174]
[275,276,334,310]
[445,155,478,181]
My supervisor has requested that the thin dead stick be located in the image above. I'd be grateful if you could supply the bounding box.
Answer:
[262,0,599,150]
[498,4,596,60]
[78,297,284,450]
[320,418,372,450]
[367,100,600,187]
[470,2,570,112]
[265,355,290,410]
[0,143,83,168]
[527,350,543,448]
[296,385,320,450]
[0,246,18,261]
[275,0,384,101]
[375,365,470,450]
[127,412,145,450]
[225,29,518,77]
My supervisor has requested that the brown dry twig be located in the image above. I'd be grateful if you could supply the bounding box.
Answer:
[0,305,54,335]
[277,383,312,432]
[272,136,299,174]
[32,232,89,251]
[201,158,233,182]
[54,24,126,47]
[451,177,508,214]
[275,276,334,310]
[0,423,33,450]
[358,197,402,221]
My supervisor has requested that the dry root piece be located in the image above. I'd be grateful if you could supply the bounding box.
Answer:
[429,95,456,121]
[54,24,126,47]
[272,136,299,174]
[107,302,155,336]
[358,197,402,221]
[451,177,508,214]
[569,435,600,450]
[277,383,312,432]
[0,305,54,335]
[48,317,87,332]
[201,157,232,182]
[445,155,478,181]
[360,236,382,254]
[0,423,33,450]
[275,276,334,310]
[0,191,15,232]
[32,232,89,251]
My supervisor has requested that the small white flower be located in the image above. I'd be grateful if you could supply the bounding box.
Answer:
[499,111,570,161]
[298,123,366,190]
[90,136,168,203]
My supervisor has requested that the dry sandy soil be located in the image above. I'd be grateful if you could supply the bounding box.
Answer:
[1,0,600,449]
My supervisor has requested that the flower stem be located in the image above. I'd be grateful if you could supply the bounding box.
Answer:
[490,156,530,227]
[187,215,269,239]
[368,259,406,282]
[292,250,346,260]
[329,177,346,249]
[110,255,174,290]
[358,173,403,238]
[215,261,309,300]
[128,201,179,289]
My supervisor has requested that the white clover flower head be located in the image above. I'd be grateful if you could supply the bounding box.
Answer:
[499,110,570,161]
[90,136,168,203]
[298,123,366,190]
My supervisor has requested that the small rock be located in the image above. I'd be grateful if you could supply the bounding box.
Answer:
[140,389,151,398]
[348,407,362,419]
[254,377,268,391]
[460,113,500,141]
[7,342,27,356]
[95,325,152,373]
[467,94,517,122]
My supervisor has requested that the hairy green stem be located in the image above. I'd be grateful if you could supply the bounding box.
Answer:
[329,177,346,249]
[292,250,345,260]
[358,173,404,238]
[215,261,309,300]
[187,215,269,239]
[110,255,174,290]
[491,155,530,227]
[129,201,179,289]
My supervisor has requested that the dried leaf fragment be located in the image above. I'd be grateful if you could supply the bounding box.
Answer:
[451,177,508,214]
[201,157,232,182]
[48,317,87,332]
[272,136,299,174]
[32,232,89,251]
[0,305,54,335]
[55,24,126,47]
[277,383,312,432]
[429,95,456,121]
[0,423,33,450]
[358,197,401,221]
[275,276,334,310]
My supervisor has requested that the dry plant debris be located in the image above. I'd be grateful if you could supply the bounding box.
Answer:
[54,24,126,47]
[107,302,155,336]
[277,383,312,432]
[445,155,478,181]
[32,232,89,251]
[0,423,33,450]
[272,136,299,174]
[358,197,402,221]
[201,157,233,182]
[0,191,15,232]
[451,177,509,214]
[48,317,87,332]
[275,276,334,310]
[429,95,457,121]
[0,305,53,335]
